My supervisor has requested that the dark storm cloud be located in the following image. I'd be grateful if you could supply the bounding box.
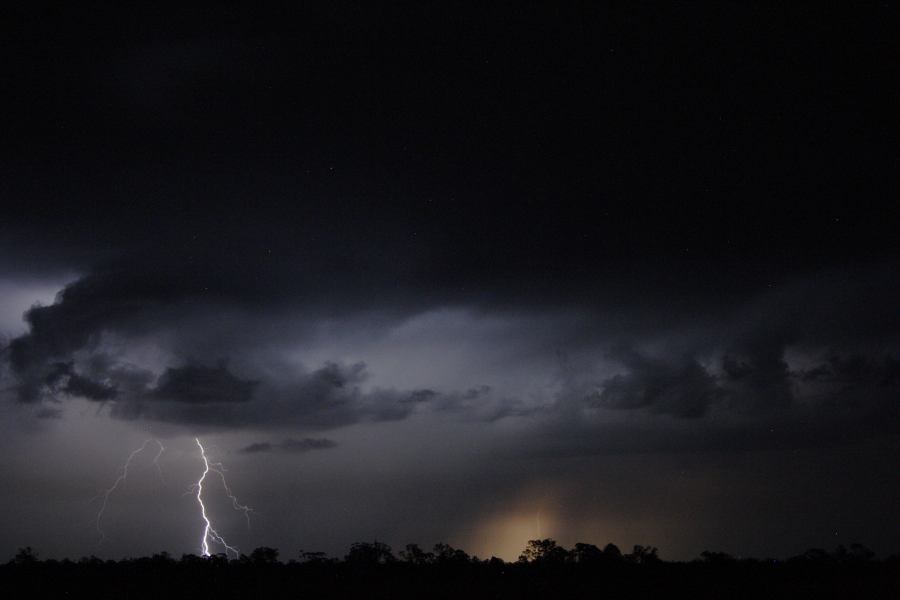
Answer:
[524,348,900,463]
[240,437,338,454]
[32,406,62,420]
[1,262,536,428]
[150,363,257,404]
[800,354,900,388]
[585,347,900,423]
[794,353,900,413]
[6,264,197,402]
[546,343,900,458]
[250,362,423,429]
[1,258,897,442]
[240,442,272,453]
[594,347,720,418]
[0,1,895,446]
[282,437,337,452]
[46,362,118,402]
[590,343,836,421]
[4,3,897,329]
[430,385,540,423]
[97,359,436,430]
[11,360,118,404]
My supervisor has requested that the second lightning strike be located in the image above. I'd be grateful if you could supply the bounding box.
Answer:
[94,438,166,545]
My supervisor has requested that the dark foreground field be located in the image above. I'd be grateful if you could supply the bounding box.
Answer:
[2,541,897,599]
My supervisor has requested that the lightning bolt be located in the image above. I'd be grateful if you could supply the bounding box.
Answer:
[194,437,252,557]
[93,438,166,544]
[208,461,253,528]
[151,440,166,484]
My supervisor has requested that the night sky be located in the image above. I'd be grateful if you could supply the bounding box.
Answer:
[1,4,898,561]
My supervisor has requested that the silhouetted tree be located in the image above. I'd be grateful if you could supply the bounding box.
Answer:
[627,545,660,564]
[12,547,38,565]
[400,543,434,565]
[433,543,471,565]
[848,543,876,562]
[699,551,736,564]
[345,541,395,565]
[518,539,570,564]
[1,538,894,600]
[572,543,603,564]
[800,548,832,563]
[603,543,623,561]
[179,554,206,566]
[248,546,280,564]
[207,553,229,567]
[298,550,333,564]
[150,551,175,565]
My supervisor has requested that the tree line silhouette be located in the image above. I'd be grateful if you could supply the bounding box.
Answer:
[3,539,897,599]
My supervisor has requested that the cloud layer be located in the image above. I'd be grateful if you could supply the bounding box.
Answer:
[1,259,895,456]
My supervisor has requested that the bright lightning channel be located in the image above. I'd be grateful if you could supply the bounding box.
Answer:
[194,437,252,558]
[94,438,166,544]
[208,459,253,528]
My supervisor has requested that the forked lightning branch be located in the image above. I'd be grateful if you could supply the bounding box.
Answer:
[94,437,253,557]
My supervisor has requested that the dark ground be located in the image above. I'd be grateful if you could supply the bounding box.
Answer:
[2,541,897,599]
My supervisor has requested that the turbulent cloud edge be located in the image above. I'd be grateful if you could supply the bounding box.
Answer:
[239,437,339,454]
